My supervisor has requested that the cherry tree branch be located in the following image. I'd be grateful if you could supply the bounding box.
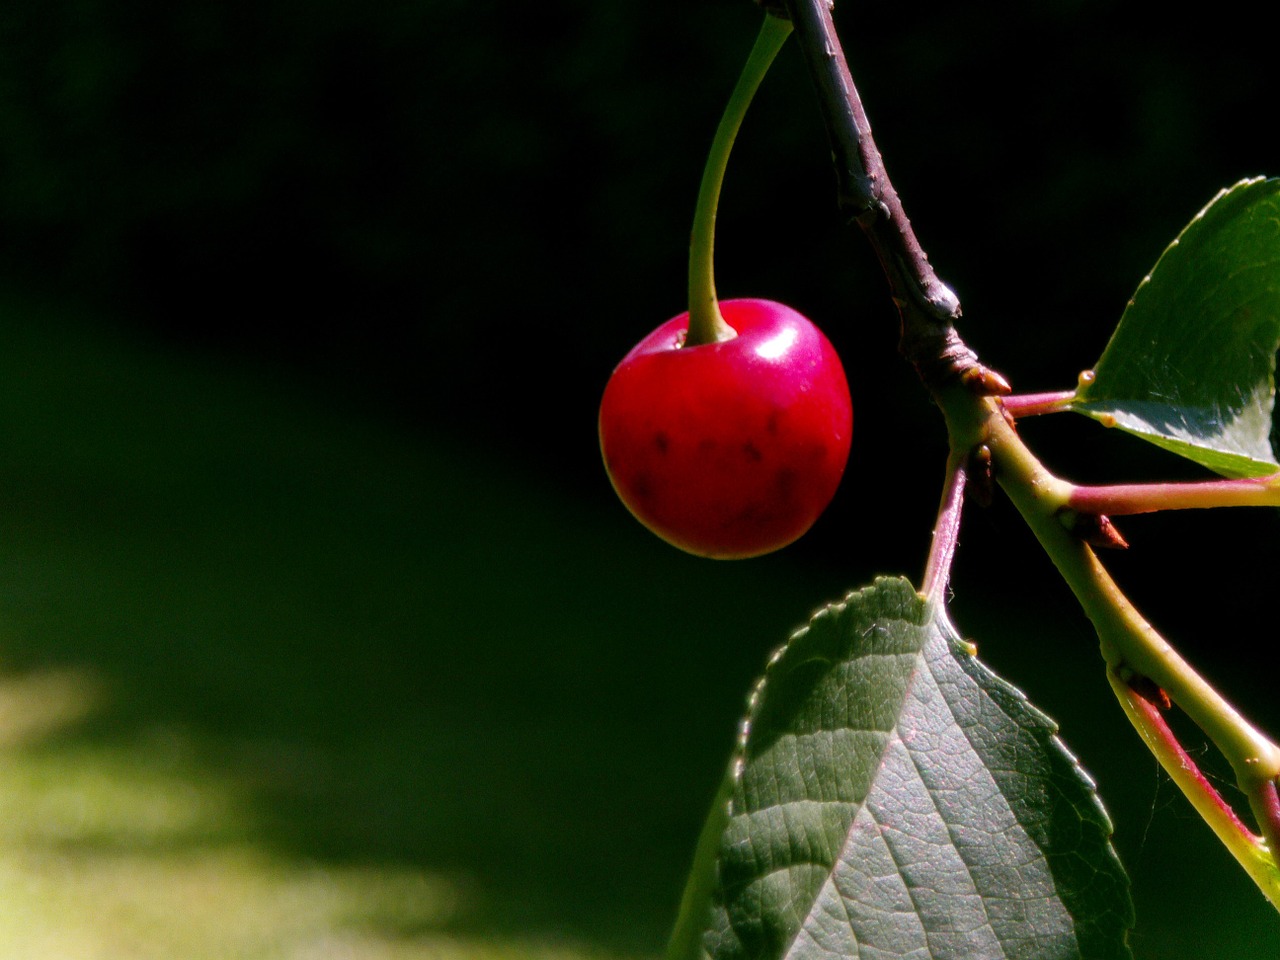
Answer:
[780,0,976,386]
[778,0,1280,902]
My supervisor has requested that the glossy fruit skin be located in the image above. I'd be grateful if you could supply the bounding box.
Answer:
[599,298,852,559]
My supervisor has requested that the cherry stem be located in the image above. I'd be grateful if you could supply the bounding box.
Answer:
[1068,473,1280,515]
[1001,390,1077,418]
[685,14,793,347]
[922,452,967,602]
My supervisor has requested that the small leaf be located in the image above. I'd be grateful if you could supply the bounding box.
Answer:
[669,577,1132,960]
[1071,177,1280,477]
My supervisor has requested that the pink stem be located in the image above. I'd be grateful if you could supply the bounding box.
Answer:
[1123,677,1258,840]
[1000,391,1076,418]
[1250,778,1280,858]
[1069,475,1280,516]
[922,457,968,600]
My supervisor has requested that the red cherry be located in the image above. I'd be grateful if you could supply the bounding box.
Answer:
[599,298,853,559]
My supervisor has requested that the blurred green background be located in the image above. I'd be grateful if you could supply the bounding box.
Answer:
[1,0,1280,956]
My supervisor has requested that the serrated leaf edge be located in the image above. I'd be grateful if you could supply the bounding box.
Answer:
[699,581,1133,960]
[1069,176,1280,478]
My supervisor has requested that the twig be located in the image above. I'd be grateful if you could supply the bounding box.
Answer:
[781,0,974,386]
[781,0,1280,906]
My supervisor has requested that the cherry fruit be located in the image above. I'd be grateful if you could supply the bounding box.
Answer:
[598,15,849,557]
[598,298,852,559]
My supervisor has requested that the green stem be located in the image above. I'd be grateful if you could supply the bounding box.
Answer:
[1250,777,1280,867]
[983,403,1280,779]
[782,0,1280,904]
[934,388,1280,900]
[686,14,793,347]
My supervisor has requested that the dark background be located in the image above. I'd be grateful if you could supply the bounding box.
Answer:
[2,0,1280,955]
[6,0,1280,565]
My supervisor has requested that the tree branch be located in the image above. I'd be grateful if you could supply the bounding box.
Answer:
[781,0,973,385]
[777,0,1280,909]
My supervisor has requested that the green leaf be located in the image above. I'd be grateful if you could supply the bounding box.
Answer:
[669,577,1132,960]
[1071,177,1280,477]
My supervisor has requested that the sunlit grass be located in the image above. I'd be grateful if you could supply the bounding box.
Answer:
[0,668,101,750]
[0,667,475,958]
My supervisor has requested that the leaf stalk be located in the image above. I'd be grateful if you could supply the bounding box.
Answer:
[981,404,1280,777]
[921,452,968,602]
[1068,474,1280,515]
[1001,391,1077,418]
